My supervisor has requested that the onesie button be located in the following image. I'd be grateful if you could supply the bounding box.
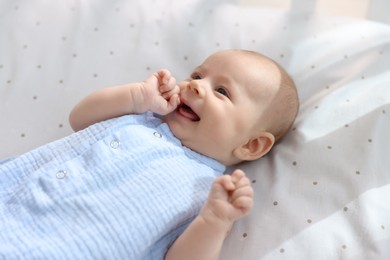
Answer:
[110,139,120,149]
[56,170,67,179]
[153,132,162,138]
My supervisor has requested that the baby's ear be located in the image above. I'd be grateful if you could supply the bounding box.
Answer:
[233,132,275,161]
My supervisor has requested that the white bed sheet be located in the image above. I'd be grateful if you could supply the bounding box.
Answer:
[1,0,389,259]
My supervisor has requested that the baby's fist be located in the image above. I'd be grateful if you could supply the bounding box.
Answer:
[143,69,180,115]
[203,169,254,224]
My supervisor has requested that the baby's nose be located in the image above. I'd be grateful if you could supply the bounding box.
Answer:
[188,80,205,97]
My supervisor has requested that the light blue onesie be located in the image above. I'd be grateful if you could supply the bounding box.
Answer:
[0,112,225,259]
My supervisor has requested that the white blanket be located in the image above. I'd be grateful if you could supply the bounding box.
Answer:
[1,0,389,259]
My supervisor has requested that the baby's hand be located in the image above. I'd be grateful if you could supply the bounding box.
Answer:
[142,69,180,115]
[201,169,254,225]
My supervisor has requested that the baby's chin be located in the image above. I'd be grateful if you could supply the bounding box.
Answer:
[162,115,184,140]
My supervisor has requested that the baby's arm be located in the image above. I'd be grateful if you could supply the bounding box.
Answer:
[165,169,253,260]
[69,69,180,131]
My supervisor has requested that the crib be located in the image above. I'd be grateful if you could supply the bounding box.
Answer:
[1,0,389,259]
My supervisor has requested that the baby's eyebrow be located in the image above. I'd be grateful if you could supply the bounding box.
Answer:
[189,66,206,78]
[192,66,203,73]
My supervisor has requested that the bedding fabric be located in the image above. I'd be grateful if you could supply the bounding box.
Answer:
[1,0,390,259]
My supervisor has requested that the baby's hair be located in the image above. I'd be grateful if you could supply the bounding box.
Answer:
[271,62,299,142]
[238,50,299,143]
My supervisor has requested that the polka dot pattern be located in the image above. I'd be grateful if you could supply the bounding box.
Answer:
[1,1,390,259]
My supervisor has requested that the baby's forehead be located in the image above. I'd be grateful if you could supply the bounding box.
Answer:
[207,50,273,65]
[197,51,282,97]
[241,64,282,108]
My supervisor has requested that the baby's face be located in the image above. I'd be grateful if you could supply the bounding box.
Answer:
[164,50,281,165]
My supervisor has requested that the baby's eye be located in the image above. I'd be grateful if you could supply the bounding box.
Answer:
[216,87,229,98]
[191,73,201,80]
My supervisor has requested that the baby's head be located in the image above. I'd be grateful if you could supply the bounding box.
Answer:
[164,49,299,166]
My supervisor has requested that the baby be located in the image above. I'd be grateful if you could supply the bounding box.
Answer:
[0,50,298,259]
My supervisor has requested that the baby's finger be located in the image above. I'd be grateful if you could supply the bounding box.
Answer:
[231,169,246,185]
[166,94,180,112]
[213,175,235,193]
[229,184,253,204]
[235,174,252,188]
[160,77,176,93]
[232,169,245,177]
[162,84,180,99]
[156,69,171,84]
[232,196,253,214]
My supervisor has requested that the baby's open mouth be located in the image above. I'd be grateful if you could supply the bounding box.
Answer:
[178,103,200,121]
